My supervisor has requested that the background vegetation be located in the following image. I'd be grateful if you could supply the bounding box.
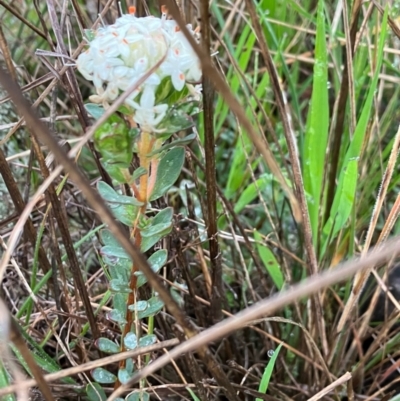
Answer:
[1,0,400,400]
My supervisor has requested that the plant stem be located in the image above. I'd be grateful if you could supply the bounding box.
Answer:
[115,130,156,389]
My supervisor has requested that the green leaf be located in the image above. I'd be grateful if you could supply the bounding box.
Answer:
[113,204,140,227]
[97,182,143,206]
[92,368,117,384]
[114,293,127,315]
[98,182,141,226]
[128,300,148,312]
[110,279,132,293]
[225,135,252,199]
[322,159,358,249]
[135,249,168,288]
[107,309,127,324]
[118,367,133,384]
[141,222,172,238]
[148,133,196,156]
[94,114,134,166]
[85,103,105,120]
[102,163,130,184]
[96,338,120,354]
[132,167,147,180]
[126,391,150,401]
[128,296,164,319]
[101,244,130,260]
[139,334,157,347]
[126,358,134,374]
[256,343,283,400]
[150,147,185,201]
[101,230,131,260]
[156,108,194,136]
[302,0,329,246]
[86,382,107,401]
[140,208,173,252]
[254,231,284,290]
[124,333,138,350]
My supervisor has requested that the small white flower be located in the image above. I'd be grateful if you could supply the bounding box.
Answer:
[187,84,202,101]
[127,86,168,132]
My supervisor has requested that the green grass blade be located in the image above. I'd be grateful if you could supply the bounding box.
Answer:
[186,387,201,401]
[11,323,76,385]
[254,231,284,290]
[303,0,329,247]
[234,174,272,214]
[256,343,283,400]
[322,6,388,253]
[0,360,16,401]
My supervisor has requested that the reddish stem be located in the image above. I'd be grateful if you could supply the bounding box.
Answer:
[114,132,153,389]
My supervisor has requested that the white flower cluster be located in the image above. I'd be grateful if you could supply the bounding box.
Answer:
[77,6,202,132]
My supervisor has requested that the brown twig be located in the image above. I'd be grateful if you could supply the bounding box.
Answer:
[199,0,223,323]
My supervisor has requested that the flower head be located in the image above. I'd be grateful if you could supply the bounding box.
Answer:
[76,7,202,132]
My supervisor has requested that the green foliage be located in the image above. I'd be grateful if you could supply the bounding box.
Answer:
[321,7,388,254]
[149,148,186,200]
[86,383,107,401]
[128,297,164,319]
[186,387,201,401]
[4,1,400,400]
[302,0,329,246]
[256,343,283,400]
[97,182,143,207]
[93,114,138,171]
[95,338,120,354]
[87,66,191,395]
[85,103,105,120]
[126,392,150,401]
[91,368,117,384]
[254,231,284,290]
[156,109,194,136]
[0,361,15,401]
[140,208,174,252]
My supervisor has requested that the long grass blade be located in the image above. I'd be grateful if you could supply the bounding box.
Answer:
[303,0,329,248]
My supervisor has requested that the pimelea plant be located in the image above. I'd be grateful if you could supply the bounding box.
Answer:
[76,6,202,401]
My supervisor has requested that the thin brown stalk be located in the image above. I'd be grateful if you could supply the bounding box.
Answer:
[307,372,352,401]
[0,149,52,277]
[377,193,400,243]
[199,0,222,322]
